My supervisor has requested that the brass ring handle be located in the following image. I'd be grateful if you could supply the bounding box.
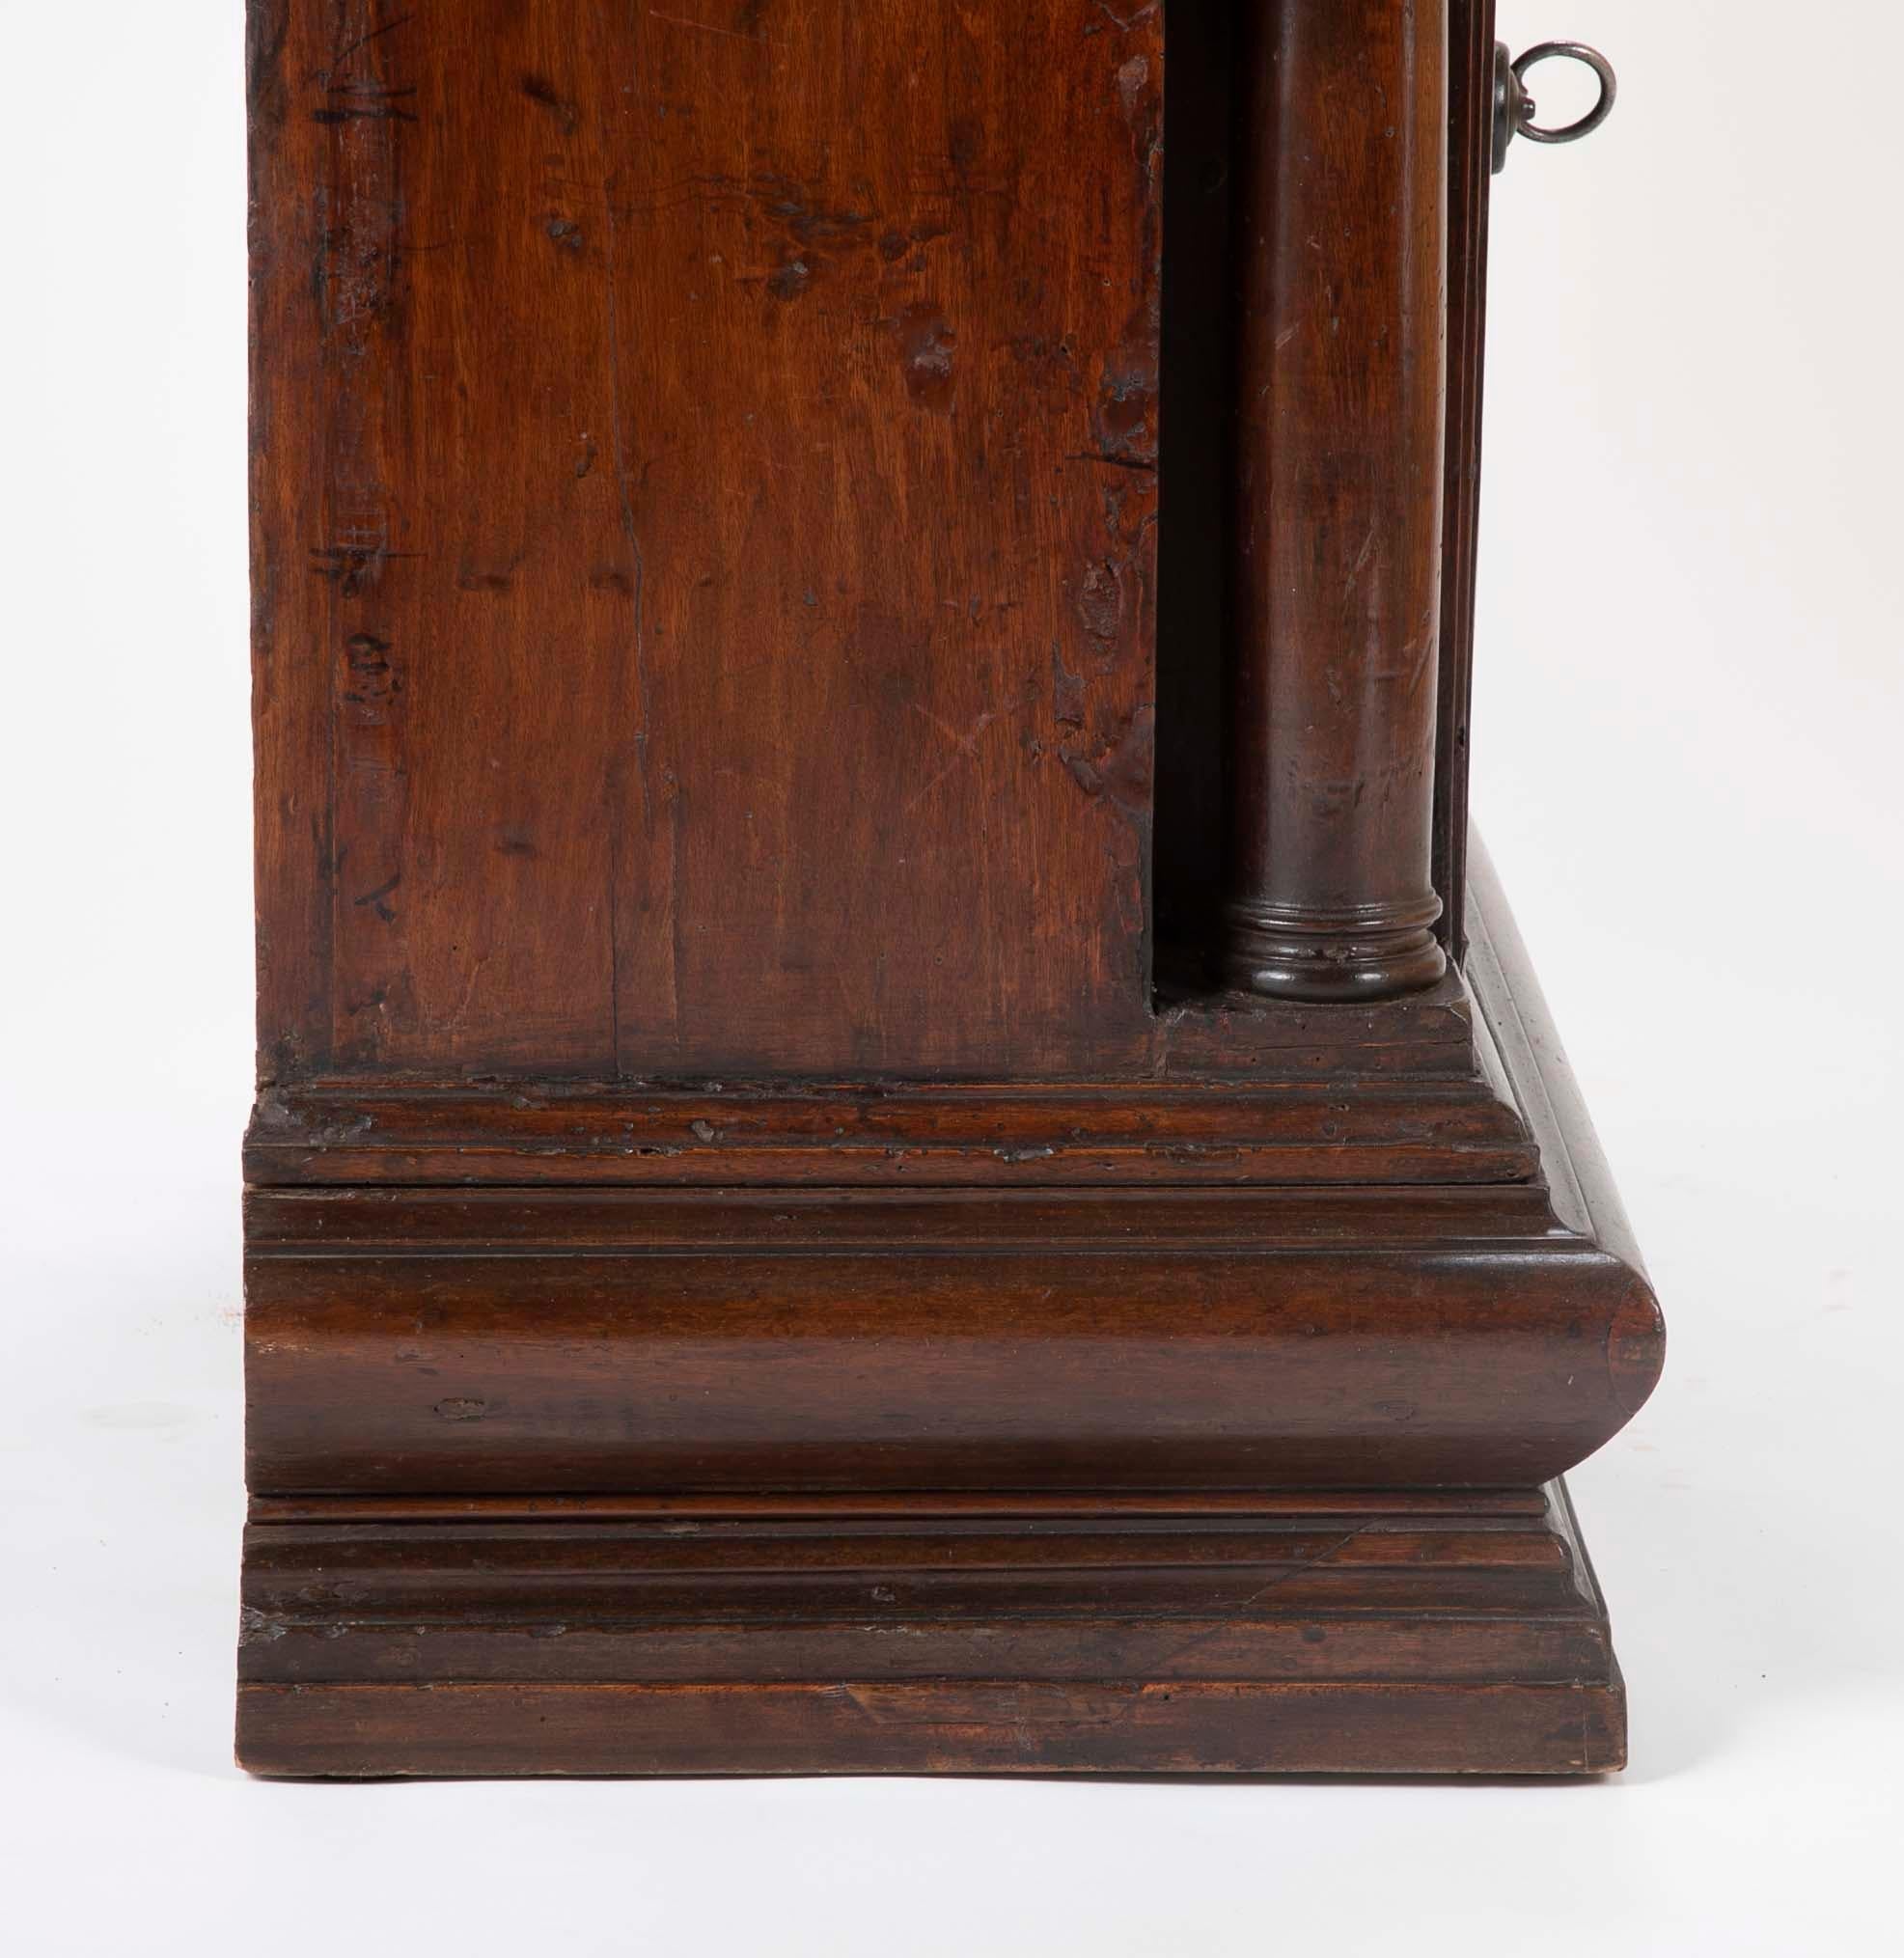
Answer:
[1493,41,1618,173]
[1514,41,1618,145]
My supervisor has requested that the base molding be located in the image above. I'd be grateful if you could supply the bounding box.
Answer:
[237,1678,1624,1779]
[236,1479,1626,1777]
[236,842,1660,1775]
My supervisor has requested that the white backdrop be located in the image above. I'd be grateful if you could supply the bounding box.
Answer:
[3,2,1899,1952]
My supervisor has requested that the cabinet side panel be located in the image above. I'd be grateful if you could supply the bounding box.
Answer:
[249,0,1163,1080]
[250,0,338,1078]
[1433,0,1497,961]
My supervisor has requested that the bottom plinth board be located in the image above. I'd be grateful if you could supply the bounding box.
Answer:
[236,1480,1628,1777]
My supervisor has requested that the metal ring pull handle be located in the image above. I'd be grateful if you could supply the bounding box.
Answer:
[1493,41,1617,173]
[1514,41,1617,144]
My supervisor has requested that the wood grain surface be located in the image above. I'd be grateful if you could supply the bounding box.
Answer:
[239,2,1662,1777]
[235,1480,1627,1776]
[252,0,1165,1080]
[1222,0,1449,998]
[240,863,1664,1499]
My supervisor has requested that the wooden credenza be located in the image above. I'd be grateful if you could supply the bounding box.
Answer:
[237,0,1662,1775]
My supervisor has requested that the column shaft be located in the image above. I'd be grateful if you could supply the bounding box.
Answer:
[1224,0,1450,1001]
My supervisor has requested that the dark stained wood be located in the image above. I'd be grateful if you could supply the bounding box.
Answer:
[243,1242,1653,1493]
[244,1184,1565,1250]
[1221,0,1449,1001]
[240,3,1663,1776]
[240,869,1663,1499]
[1464,834,1657,1284]
[252,0,1165,1080]
[1433,0,1498,962]
[248,1489,1557,1522]
[235,1481,1626,1776]
[243,1072,1540,1187]
[240,1677,1627,1777]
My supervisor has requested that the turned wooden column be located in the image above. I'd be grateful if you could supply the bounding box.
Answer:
[1224,0,1450,1001]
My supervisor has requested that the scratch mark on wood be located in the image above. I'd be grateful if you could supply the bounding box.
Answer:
[646,8,783,47]
[312,10,414,91]
[352,873,401,924]
[903,705,998,813]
